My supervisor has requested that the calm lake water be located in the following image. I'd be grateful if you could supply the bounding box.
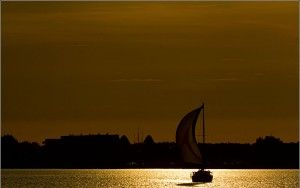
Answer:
[2,169,298,188]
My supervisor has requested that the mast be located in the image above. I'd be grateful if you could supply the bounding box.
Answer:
[203,103,205,144]
[202,103,205,170]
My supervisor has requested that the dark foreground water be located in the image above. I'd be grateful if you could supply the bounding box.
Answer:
[2,169,298,188]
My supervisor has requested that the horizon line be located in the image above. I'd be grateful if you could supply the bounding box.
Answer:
[2,133,298,145]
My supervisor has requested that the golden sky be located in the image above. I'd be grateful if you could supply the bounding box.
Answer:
[2,2,298,143]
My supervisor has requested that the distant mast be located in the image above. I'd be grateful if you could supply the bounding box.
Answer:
[136,126,144,143]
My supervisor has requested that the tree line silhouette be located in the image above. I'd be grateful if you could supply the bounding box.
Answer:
[2,134,298,169]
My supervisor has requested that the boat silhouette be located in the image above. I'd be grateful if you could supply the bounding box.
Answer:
[176,103,213,183]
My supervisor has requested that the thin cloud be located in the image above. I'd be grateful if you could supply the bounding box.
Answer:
[110,78,162,82]
[208,78,239,82]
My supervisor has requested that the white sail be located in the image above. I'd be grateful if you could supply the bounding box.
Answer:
[176,105,203,164]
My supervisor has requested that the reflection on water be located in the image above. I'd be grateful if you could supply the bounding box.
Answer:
[2,169,299,188]
[177,182,203,186]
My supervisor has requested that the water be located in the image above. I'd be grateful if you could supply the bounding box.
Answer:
[2,169,298,188]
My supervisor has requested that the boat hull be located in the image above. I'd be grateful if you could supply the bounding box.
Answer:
[191,170,213,183]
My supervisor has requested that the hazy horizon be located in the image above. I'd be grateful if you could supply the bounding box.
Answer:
[2,2,298,143]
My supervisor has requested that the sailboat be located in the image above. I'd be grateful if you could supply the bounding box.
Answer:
[176,103,213,183]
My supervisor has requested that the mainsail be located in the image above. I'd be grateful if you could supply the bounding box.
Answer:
[176,105,204,164]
